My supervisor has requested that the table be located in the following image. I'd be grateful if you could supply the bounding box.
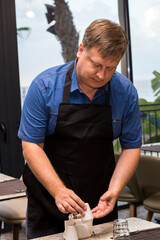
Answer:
[33,217,160,240]
[0,173,26,201]
[141,143,160,157]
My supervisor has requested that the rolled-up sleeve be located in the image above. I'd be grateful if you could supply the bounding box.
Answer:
[18,80,48,143]
[119,85,142,149]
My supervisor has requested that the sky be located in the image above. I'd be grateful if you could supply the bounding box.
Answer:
[15,0,160,101]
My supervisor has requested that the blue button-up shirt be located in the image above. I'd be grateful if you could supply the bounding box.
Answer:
[18,61,142,149]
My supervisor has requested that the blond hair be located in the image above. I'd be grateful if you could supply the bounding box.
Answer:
[82,19,128,58]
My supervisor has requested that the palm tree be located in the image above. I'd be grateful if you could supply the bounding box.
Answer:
[45,0,79,62]
[151,70,160,102]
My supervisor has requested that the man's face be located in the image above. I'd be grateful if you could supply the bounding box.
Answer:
[76,43,121,90]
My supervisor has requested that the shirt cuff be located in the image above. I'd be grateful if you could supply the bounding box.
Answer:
[120,140,142,149]
[18,131,45,143]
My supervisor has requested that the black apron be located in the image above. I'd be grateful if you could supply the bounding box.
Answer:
[23,62,117,239]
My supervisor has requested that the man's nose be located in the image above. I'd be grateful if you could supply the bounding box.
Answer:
[96,69,105,80]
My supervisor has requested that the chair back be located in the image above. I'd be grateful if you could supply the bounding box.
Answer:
[136,154,160,199]
[114,152,142,201]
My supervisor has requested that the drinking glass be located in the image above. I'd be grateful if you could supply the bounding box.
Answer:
[113,219,130,240]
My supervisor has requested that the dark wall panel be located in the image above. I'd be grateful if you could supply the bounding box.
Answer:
[0,0,24,178]
[118,0,133,82]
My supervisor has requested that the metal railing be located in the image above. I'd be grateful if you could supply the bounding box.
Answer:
[114,103,160,151]
[140,103,160,144]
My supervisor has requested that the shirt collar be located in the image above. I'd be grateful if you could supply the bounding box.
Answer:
[70,59,79,93]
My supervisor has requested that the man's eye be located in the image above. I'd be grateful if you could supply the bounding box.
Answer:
[93,63,100,68]
[106,67,113,71]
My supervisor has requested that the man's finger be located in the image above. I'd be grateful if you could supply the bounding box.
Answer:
[70,193,87,213]
[69,200,86,216]
[91,206,99,214]
[58,203,69,214]
[92,208,110,218]
[62,201,78,215]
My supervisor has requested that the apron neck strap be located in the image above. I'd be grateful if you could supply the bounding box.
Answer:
[63,61,111,105]
[62,62,74,103]
[105,81,110,105]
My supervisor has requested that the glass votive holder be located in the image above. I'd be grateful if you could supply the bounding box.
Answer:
[113,219,130,240]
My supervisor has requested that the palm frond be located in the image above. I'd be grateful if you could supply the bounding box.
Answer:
[151,70,160,94]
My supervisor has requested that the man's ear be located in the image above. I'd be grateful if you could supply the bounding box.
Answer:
[77,43,84,58]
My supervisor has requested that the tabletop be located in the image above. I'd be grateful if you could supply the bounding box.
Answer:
[141,143,160,152]
[141,143,160,157]
[33,217,160,240]
[0,173,26,201]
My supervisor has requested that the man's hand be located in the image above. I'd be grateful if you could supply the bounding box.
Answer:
[55,186,87,216]
[92,149,141,219]
[92,190,117,218]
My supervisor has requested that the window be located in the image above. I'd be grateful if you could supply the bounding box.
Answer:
[129,0,160,102]
[15,0,119,105]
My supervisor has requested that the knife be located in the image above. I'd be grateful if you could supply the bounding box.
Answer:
[110,227,160,239]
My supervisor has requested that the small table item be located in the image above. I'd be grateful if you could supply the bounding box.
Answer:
[130,228,160,239]
[113,219,130,239]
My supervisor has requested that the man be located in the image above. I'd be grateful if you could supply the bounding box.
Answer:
[18,19,142,239]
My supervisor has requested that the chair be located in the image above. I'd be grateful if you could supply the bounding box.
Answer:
[136,154,160,221]
[114,152,143,217]
[0,196,27,240]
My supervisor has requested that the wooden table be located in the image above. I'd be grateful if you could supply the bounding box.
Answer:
[33,217,160,240]
[0,173,26,201]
